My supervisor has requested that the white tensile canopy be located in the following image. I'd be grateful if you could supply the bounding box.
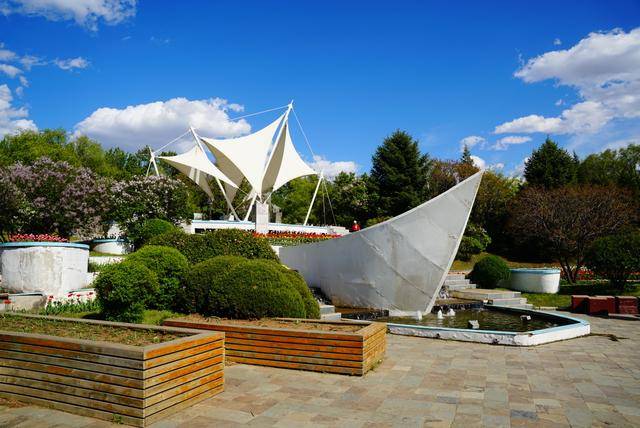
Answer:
[155,103,318,218]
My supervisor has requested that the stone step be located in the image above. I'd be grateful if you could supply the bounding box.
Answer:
[443,279,470,286]
[451,289,521,301]
[319,304,336,315]
[446,274,466,281]
[445,283,477,291]
[321,312,342,321]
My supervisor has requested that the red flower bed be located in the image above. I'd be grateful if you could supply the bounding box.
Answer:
[8,234,68,243]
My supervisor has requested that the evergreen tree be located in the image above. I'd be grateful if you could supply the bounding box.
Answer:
[524,137,577,188]
[460,144,473,166]
[368,130,430,217]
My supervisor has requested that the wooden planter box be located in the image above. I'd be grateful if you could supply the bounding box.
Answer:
[163,318,386,376]
[0,314,224,427]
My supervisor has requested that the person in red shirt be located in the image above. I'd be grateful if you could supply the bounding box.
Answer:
[351,220,361,232]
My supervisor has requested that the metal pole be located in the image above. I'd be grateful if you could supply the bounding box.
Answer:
[213,176,240,221]
[304,172,323,226]
[243,193,258,222]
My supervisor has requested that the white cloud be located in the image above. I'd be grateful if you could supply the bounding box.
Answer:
[0,48,16,61]
[73,97,252,151]
[18,75,28,87]
[1,0,137,31]
[489,135,532,150]
[15,86,23,97]
[555,99,564,106]
[510,157,529,178]
[0,63,21,77]
[459,135,485,151]
[19,55,45,70]
[0,84,37,138]
[495,28,640,136]
[470,155,486,170]
[553,38,562,46]
[488,162,505,170]
[309,155,358,180]
[54,57,89,70]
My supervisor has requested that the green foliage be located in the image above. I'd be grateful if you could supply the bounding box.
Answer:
[524,138,577,188]
[278,267,320,319]
[365,216,391,227]
[456,223,491,261]
[368,130,431,217]
[128,218,177,248]
[189,257,306,319]
[585,232,640,288]
[0,170,28,240]
[40,298,100,316]
[469,255,511,289]
[149,229,278,264]
[94,261,160,323]
[323,172,370,227]
[180,255,247,314]
[126,246,189,311]
[271,176,320,224]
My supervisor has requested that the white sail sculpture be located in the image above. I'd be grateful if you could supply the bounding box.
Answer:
[279,171,484,313]
[155,102,319,221]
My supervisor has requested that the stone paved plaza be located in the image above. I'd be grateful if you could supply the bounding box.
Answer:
[1,313,639,427]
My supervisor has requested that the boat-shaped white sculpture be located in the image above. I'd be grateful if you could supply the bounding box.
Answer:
[279,171,483,313]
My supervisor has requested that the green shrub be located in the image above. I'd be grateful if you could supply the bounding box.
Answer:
[251,260,320,319]
[94,261,160,323]
[128,218,177,248]
[149,229,278,264]
[127,245,189,311]
[456,223,491,261]
[469,255,510,289]
[586,232,640,288]
[189,257,305,319]
[181,255,247,314]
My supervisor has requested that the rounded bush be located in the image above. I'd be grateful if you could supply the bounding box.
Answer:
[94,261,160,323]
[181,255,247,314]
[266,262,319,319]
[149,229,278,264]
[127,245,189,311]
[469,255,510,289]
[129,218,177,248]
[586,232,640,287]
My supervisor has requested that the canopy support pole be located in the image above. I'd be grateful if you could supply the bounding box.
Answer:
[213,176,240,221]
[243,193,258,221]
[147,147,160,176]
[304,172,323,226]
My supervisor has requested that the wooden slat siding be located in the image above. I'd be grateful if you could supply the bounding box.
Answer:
[0,358,144,389]
[0,349,143,379]
[0,340,144,370]
[163,318,388,376]
[0,332,143,360]
[229,356,362,375]
[143,352,223,382]
[0,391,144,427]
[0,367,144,399]
[163,319,364,342]
[0,314,225,427]
[143,385,224,426]
[225,337,362,355]
[143,338,223,369]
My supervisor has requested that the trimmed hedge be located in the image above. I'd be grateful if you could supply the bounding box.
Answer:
[128,218,177,248]
[586,232,640,287]
[274,264,320,319]
[126,245,189,311]
[180,255,247,314]
[149,229,278,264]
[469,255,510,289]
[94,261,160,323]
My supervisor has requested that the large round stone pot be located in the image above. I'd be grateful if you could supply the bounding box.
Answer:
[0,242,89,297]
[508,268,561,294]
[90,238,133,255]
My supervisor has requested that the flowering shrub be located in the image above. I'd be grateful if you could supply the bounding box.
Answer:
[0,169,29,240]
[109,175,190,235]
[6,158,110,238]
[8,233,68,243]
[41,290,99,315]
[255,232,340,247]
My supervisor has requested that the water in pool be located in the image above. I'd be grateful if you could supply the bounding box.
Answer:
[376,308,570,332]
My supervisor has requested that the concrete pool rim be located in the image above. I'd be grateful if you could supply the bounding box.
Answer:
[386,306,590,346]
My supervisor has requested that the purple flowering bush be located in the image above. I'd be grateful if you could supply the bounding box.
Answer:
[7,158,110,238]
[0,170,29,240]
[109,175,190,234]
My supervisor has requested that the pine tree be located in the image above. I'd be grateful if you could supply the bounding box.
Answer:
[368,130,431,217]
[460,144,473,166]
[524,137,577,188]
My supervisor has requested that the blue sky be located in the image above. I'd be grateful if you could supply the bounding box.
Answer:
[1,1,639,176]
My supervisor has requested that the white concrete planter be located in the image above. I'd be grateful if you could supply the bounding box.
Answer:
[0,242,89,297]
[90,238,133,255]
[508,268,561,294]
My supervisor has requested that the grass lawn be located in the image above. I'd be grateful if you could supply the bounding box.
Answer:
[451,252,559,272]
[522,282,640,309]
